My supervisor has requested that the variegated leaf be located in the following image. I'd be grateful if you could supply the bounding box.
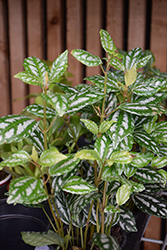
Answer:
[136,55,152,69]
[49,155,80,176]
[132,192,167,218]
[102,165,122,181]
[14,72,42,87]
[109,58,125,71]
[151,156,167,169]
[116,184,132,205]
[52,191,71,224]
[21,230,64,247]
[134,167,164,183]
[62,176,97,194]
[107,110,134,149]
[119,103,154,116]
[49,50,68,83]
[80,119,98,134]
[119,207,137,232]
[41,92,69,117]
[131,152,154,168]
[116,134,134,151]
[70,192,100,221]
[94,134,113,161]
[0,150,30,169]
[107,72,120,92]
[84,75,105,89]
[0,115,38,145]
[39,148,67,167]
[71,49,102,67]
[105,92,118,116]
[106,180,121,195]
[92,233,121,250]
[68,90,105,114]
[134,131,159,154]
[7,176,48,205]
[56,82,78,94]
[152,121,167,143]
[110,151,132,164]
[143,116,157,134]
[122,47,142,71]
[99,120,115,134]
[100,29,116,54]
[28,128,45,152]
[124,164,137,178]
[24,104,56,119]
[74,149,101,161]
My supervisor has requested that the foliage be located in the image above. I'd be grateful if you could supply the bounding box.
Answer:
[1,29,167,250]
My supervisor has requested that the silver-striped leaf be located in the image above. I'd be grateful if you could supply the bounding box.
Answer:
[39,148,67,167]
[110,151,132,164]
[56,82,78,95]
[41,92,69,117]
[152,156,167,169]
[116,134,134,151]
[49,50,68,84]
[94,134,113,161]
[24,104,56,119]
[71,49,102,67]
[7,176,48,205]
[109,58,125,71]
[134,167,164,184]
[131,152,154,168]
[100,29,117,54]
[122,47,142,71]
[49,154,80,176]
[84,75,105,89]
[62,176,97,195]
[119,103,154,116]
[116,184,132,205]
[136,55,152,69]
[132,192,167,218]
[134,131,159,154]
[92,233,121,250]
[0,150,30,169]
[99,120,115,134]
[119,207,137,232]
[14,72,43,87]
[21,230,64,247]
[74,149,101,161]
[80,119,98,134]
[27,129,45,152]
[0,115,38,145]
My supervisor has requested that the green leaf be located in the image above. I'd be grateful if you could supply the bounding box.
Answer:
[49,155,80,176]
[124,164,137,178]
[94,134,113,162]
[131,152,154,168]
[24,104,56,119]
[21,230,64,247]
[0,150,30,169]
[99,120,115,134]
[62,176,97,194]
[143,116,157,134]
[132,192,167,218]
[152,121,167,143]
[152,156,167,169]
[116,184,132,205]
[116,134,134,151]
[0,115,39,145]
[7,176,48,205]
[70,192,100,221]
[134,131,159,154]
[134,167,164,184]
[100,29,116,54]
[49,50,68,83]
[71,49,102,67]
[119,207,137,232]
[125,64,137,86]
[74,149,101,161]
[92,233,121,250]
[56,82,78,94]
[40,148,67,166]
[107,72,120,92]
[110,151,132,164]
[80,119,98,134]
[107,110,134,149]
[119,103,154,116]
[27,128,45,152]
[14,72,42,87]
[41,92,69,117]
[84,75,105,88]
[158,170,167,184]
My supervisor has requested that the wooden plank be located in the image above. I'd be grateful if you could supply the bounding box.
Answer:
[150,0,167,71]
[128,0,146,50]
[46,0,64,61]
[27,0,43,104]
[8,0,26,114]
[66,0,83,86]
[0,0,10,116]
[106,0,124,50]
[86,0,103,78]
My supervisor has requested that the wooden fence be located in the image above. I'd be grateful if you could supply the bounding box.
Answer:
[0,0,167,248]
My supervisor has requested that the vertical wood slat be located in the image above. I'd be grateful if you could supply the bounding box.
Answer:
[47,0,64,62]
[0,0,10,116]
[150,0,167,72]
[27,0,43,104]
[8,0,26,114]
[66,0,83,86]
[86,0,103,78]
[106,0,124,50]
[128,0,146,50]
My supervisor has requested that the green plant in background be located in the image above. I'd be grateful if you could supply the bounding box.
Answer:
[1,29,167,250]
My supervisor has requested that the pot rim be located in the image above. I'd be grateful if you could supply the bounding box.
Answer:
[0,173,11,186]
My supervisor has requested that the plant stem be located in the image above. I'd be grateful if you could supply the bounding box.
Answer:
[43,88,48,151]
[42,206,57,232]
[101,181,107,234]
[84,200,94,249]
[80,227,84,248]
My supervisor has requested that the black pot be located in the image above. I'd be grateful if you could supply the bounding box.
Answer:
[0,198,51,250]
[0,173,11,199]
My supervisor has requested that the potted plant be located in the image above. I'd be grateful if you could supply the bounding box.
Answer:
[1,29,167,250]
